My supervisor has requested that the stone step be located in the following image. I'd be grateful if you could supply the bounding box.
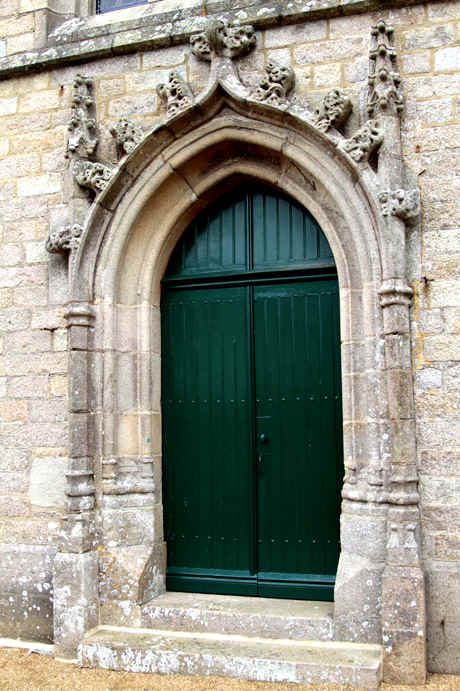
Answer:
[142,592,334,641]
[80,626,383,689]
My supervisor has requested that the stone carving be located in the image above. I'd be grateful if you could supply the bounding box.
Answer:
[368,20,404,117]
[157,71,194,117]
[314,88,352,133]
[253,60,295,106]
[190,19,256,61]
[67,74,98,157]
[72,158,113,193]
[110,118,144,158]
[46,223,83,254]
[378,279,413,309]
[387,522,417,550]
[339,119,383,163]
[379,188,421,222]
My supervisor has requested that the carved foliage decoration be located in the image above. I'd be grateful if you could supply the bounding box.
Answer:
[379,188,421,222]
[110,118,144,159]
[368,20,404,117]
[190,19,256,61]
[314,88,352,133]
[339,119,383,163]
[157,71,194,117]
[67,74,98,157]
[72,159,113,193]
[46,223,83,254]
[253,60,295,106]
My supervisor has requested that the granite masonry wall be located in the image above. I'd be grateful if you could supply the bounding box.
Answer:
[0,0,458,674]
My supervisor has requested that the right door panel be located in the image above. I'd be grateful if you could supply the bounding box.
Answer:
[253,279,342,600]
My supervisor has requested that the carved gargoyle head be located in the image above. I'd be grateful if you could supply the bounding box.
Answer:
[191,19,256,61]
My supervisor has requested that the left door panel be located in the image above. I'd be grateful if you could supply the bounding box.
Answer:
[162,286,256,594]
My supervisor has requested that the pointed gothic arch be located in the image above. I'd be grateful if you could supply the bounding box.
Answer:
[58,83,423,675]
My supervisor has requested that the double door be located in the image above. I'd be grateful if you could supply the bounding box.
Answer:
[162,276,342,600]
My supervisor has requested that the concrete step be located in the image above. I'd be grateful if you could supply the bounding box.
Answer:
[80,626,383,689]
[142,592,334,641]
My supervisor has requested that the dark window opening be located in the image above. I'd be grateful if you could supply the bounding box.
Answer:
[96,0,147,13]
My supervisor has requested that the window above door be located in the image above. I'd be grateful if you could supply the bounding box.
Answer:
[96,0,147,12]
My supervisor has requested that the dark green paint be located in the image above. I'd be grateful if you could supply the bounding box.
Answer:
[162,187,342,601]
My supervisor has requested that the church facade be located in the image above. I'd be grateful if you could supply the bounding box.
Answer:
[0,0,459,687]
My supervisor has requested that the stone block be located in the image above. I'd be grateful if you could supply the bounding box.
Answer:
[313,63,342,88]
[294,37,365,66]
[143,45,185,69]
[18,173,62,198]
[6,32,34,55]
[99,544,165,604]
[404,24,454,50]
[416,99,453,125]
[29,455,67,508]
[444,307,460,333]
[0,308,31,332]
[265,21,326,48]
[19,89,66,114]
[53,551,99,656]
[29,399,67,423]
[100,506,155,547]
[334,550,383,644]
[108,93,158,118]
[0,152,40,180]
[4,329,52,353]
[426,566,460,673]
[0,544,55,642]
[0,244,24,267]
[3,352,67,376]
[0,96,17,116]
[0,399,28,422]
[435,45,460,71]
[401,52,431,75]
[443,364,460,389]
[8,375,49,399]
[424,334,460,361]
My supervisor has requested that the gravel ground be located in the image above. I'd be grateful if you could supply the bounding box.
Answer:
[0,648,459,691]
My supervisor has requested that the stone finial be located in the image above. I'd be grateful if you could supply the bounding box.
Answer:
[253,60,295,106]
[339,119,383,163]
[110,118,144,158]
[190,19,256,61]
[67,74,98,157]
[379,188,421,223]
[72,158,113,193]
[314,88,352,133]
[46,223,83,254]
[368,20,404,117]
[157,71,194,117]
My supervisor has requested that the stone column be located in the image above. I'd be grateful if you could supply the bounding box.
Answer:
[53,303,98,659]
[368,20,426,684]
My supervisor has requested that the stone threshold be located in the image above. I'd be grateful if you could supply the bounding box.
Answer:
[79,624,383,689]
[141,592,334,641]
[0,0,435,80]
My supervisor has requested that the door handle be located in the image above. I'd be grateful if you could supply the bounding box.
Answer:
[258,433,267,444]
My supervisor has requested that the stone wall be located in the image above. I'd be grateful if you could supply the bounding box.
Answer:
[0,0,459,674]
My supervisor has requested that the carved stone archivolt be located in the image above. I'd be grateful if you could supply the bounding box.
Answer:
[379,188,421,222]
[368,20,404,117]
[157,70,194,117]
[67,74,98,157]
[253,60,295,106]
[190,19,256,61]
[339,119,383,163]
[313,89,352,133]
[110,118,144,159]
[46,223,83,254]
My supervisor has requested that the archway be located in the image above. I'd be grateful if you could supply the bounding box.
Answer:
[56,85,422,679]
[161,183,342,601]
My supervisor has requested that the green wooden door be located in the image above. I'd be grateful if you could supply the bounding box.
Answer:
[162,186,342,601]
